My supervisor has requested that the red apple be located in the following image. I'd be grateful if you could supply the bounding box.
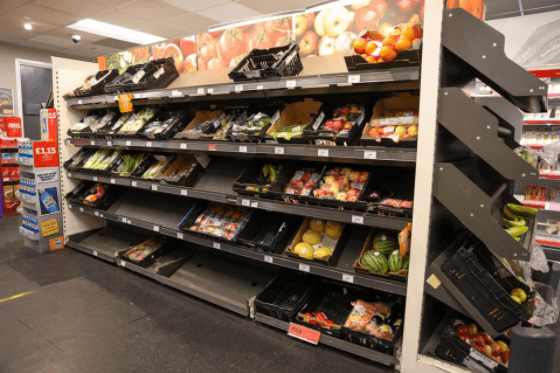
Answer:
[299,31,318,56]
[459,336,473,346]
[482,344,493,357]
[491,343,502,357]
[454,325,469,337]
[472,334,485,346]
[502,350,510,364]
[358,171,369,183]
[467,323,478,336]
[482,333,494,345]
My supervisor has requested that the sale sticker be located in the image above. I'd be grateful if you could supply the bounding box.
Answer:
[33,141,59,168]
[288,323,321,345]
[41,219,60,237]
[49,236,64,251]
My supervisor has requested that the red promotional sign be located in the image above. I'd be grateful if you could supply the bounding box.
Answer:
[5,117,22,138]
[33,141,59,168]
[41,109,58,141]
[530,69,560,79]
[287,323,321,345]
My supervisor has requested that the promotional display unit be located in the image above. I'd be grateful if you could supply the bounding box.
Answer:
[52,4,556,373]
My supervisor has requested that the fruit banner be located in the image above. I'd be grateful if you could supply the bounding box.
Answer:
[98,36,197,75]
[197,17,293,72]
[446,0,485,20]
[295,0,424,58]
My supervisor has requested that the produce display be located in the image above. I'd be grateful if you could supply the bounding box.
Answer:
[267,99,322,142]
[180,111,235,140]
[501,203,537,242]
[117,107,157,134]
[344,299,399,340]
[81,150,121,171]
[312,167,369,202]
[450,320,510,366]
[367,110,418,143]
[113,153,147,177]
[140,116,181,137]
[139,154,174,180]
[230,112,272,139]
[282,167,322,197]
[124,237,166,263]
[185,203,251,241]
[313,104,364,138]
[289,218,344,263]
[81,183,107,206]
[243,164,280,193]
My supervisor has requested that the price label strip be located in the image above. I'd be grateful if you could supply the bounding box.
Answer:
[287,323,320,345]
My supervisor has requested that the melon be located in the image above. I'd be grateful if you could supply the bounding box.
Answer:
[295,242,312,255]
[314,247,333,259]
[360,250,388,275]
[310,218,325,233]
[303,230,322,245]
[388,250,403,272]
[325,221,343,240]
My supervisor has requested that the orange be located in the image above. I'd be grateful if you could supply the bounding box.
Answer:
[382,35,398,47]
[366,55,377,63]
[352,39,367,54]
[401,26,416,40]
[379,46,397,62]
[389,29,402,37]
[395,36,413,51]
[365,30,384,41]
[365,41,378,56]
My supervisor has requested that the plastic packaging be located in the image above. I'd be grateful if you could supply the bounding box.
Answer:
[514,146,538,168]
[528,283,559,326]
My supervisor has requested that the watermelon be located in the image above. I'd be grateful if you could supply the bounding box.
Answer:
[388,250,403,272]
[361,250,389,275]
[373,234,398,255]
[402,254,409,270]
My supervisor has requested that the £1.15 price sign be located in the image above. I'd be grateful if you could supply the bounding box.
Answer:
[33,141,59,168]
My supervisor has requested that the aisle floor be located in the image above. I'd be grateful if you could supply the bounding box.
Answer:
[0,216,392,373]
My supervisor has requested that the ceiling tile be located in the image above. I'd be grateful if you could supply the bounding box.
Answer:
[0,18,58,37]
[3,3,80,26]
[485,0,522,17]
[524,4,560,14]
[17,39,66,51]
[522,0,560,10]
[160,0,231,13]
[32,0,107,17]
[197,2,261,22]
[0,34,26,43]
[47,27,107,43]
[0,0,31,11]
[29,34,77,48]
[238,0,306,14]
[61,43,120,58]
[117,0,190,22]
[138,22,193,40]
[92,9,156,29]
[485,11,522,20]
[166,12,216,31]
[92,0,138,7]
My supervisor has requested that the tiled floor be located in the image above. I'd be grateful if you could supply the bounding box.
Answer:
[0,216,391,373]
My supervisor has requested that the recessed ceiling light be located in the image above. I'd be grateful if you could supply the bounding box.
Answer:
[24,23,33,31]
[67,19,165,45]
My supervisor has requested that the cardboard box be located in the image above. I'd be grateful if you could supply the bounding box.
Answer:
[265,98,322,143]
[173,110,222,140]
[155,153,203,186]
[353,229,407,282]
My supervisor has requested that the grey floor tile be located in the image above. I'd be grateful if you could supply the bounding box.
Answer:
[0,264,41,299]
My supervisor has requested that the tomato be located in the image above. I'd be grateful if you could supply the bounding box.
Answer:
[183,54,197,72]
[197,33,214,45]
[198,56,207,72]
[275,34,292,48]
[355,6,380,31]
[199,42,216,61]
[219,28,246,65]
[266,18,292,40]
[397,0,415,12]
[179,38,196,58]
[207,57,225,70]
[229,55,245,68]
[237,24,255,33]
[371,0,388,17]
[306,13,315,28]
[249,28,274,50]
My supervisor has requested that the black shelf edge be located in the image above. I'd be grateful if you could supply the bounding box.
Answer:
[63,67,420,108]
[67,241,117,263]
[65,171,411,230]
[64,138,417,165]
[66,203,408,296]
[254,313,398,366]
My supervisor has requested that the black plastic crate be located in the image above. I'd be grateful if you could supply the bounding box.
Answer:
[370,172,415,218]
[440,235,532,333]
[229,43,303,82]
[63,148,95,172]
[65,181,122,211]
[232,159,287,199]
[155,153,205,186]
[129,153,176,180]
[120,236,171,268]
[303,98,373,146]
[70,69,119,97]
[236,211,302,254]
[114,107,159,138]
[344,46,421,72]
[105,58,179,93]
[68,110,120,138]
[269,161,326,204]
[136,110,192,140]
[93,112,133,138]
[107,151,148,178]
[255,270,317,322]
[228,104,283,143]
[74,149,124,175]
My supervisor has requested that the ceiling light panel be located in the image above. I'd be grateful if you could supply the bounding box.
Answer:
[197,2,261,22]
[67,19,166,45]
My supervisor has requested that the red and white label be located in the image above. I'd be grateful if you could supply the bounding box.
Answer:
[4,117,22,138]
[287,323,321,345]
[33,141,59,168]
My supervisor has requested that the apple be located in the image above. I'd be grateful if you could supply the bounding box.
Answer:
[359,171,369,183]
[329,169,341,177]
[207,57,224,70]
[349,171,360,182]
[306,12,315,28]
[467,323,478,336]
[454,325,469,337]
[491,343,502,357]
[299,31,318,56]
[482,333,494,345]
[323,7,350,38]
[472,334,485,346]
[183,54,197,72]
[341,168,352,176]
[496,341,510,352]
[355,6,379,31]
[502,351,510,364]
[318,36,336,56]
[352,39,367,54]
[330,184,340,195]
[199,42,216,60]
[482,344,493,357]
[324,176,336,185]
[371,0,388,17]
[295,15,307,37]
[336,192,347,200]
[315,9,327,36]
[343,122,353,130]
[397,0,415,12]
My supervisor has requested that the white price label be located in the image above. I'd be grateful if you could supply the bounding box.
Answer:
[197,88,205,95]
[264,256,273,263]
[99,214,104,218]
[127,219,132,225]
[79,207,84,212]
[213,242,221,250]
[93,176,98,181]
[299,264,310,272]
[94,211,99,216]
[151,185,158,191]
[68,204,72,208]
[90,140,96,146]
[107,141,112,147]
[275,147,284,154]
[180,143,187,150]
[131,181,137,187]
[120,260,126,267]
[122,217,127,223]
[111,179,116,184]
[171,90,183,97]
[250,201,258,208]
[257,84,264,90]
[153,225,160,232]
[181,190,188,196]
[146,142,152,147]
[348,75,361,84]
[207,88,214,94]
[126,141,132,146]
[342,274,354,283]
[318,149,329,157]
[93,251,98,256]
[239,146,247,153]
[235,84,243,92]
[177,233,184,239]
[286,80,296,88]
[242,199,250,206]
[78,99,83,104]
[352,215,364,224]
[364,151,377,159]
[114,96,119,101]
[68,173,72,178]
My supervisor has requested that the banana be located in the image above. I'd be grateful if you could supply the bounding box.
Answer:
[506,226,529,238]
[503,219,527,228]
[506,203,538,218]
[503,206,527,221]
[515,237,521,242]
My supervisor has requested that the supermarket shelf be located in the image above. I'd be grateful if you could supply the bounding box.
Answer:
[65,171,410,230]
[63,67,420,108]
[64,138,417,165]
[515,194,560,212]
[66,203,408,296]
[255,313,398,366]
[523,119,560,125]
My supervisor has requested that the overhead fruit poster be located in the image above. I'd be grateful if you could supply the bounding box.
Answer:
[295,0,424,57]
[98,36,197,74]
[197,17,293,72]
[446,0,485,20]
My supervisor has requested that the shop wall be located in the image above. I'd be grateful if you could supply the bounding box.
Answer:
[487,9,560,68]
